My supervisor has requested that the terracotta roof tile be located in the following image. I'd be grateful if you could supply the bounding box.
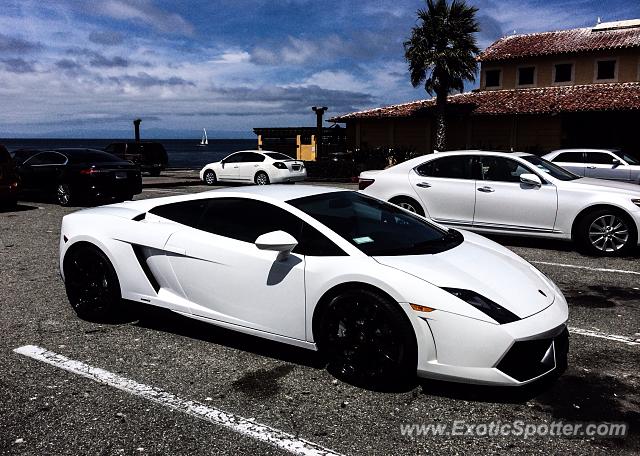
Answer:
[329,83,640,121]
[478,26,640,61]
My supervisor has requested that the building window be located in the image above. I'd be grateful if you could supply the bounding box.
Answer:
[553,63,573,83]
[596,59,617,81]
[517,67,535,86]
[485,69,501,88]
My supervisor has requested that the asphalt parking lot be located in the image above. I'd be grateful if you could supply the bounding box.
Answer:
[1,181,639,455]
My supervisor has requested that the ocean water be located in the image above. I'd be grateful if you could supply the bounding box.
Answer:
[0,138,257,169]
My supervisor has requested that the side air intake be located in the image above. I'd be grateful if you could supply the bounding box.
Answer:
[131,244,160,292]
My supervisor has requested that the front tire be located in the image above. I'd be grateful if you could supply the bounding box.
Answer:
[316,288,417,387]
[576,208,637,256]
[63,244,121,321]
[389,196,424,216]
[203,169,217,186]
[255,171,270,185]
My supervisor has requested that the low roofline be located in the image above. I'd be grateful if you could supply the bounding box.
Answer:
[329,82,640,122]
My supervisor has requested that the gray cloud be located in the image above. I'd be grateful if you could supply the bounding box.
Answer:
[250,30,403,67]
[0,33,42,54]
[1,58,37,74]
[203,84,374,115]
[55,59,83,71]
[66,48,130,68]
[107,72,194,88]
[88,30,125,46]
[96,0,194,36]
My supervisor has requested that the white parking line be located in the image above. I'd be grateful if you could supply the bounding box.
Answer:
[532,261,640,276]
[569,327,640,346]
[141,188,189,194]
[14,345,343,456]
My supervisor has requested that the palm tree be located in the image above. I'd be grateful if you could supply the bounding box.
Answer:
[404,0,480,151]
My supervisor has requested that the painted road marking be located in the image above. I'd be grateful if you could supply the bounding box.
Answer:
[569,327,640,346]
[14,345,343,456]
[141,188,190,194]
[531,261,640,276]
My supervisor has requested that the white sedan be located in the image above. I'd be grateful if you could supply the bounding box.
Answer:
[360,151,640,256]
[543,148,640,184]
[60,185,568,387]
[199,150,306,185]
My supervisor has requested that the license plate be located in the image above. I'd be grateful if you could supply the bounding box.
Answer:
[115,171,127,179]
[292,165,301,171]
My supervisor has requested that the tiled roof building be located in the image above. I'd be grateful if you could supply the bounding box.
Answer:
[330,19,640,155]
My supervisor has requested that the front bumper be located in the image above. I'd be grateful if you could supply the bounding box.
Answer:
[414,294,569,385]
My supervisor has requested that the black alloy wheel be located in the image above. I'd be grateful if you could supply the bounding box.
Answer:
[63,244,121,321]
[317,288,417,387]
[56,183,73,206]
[204,169,217,186]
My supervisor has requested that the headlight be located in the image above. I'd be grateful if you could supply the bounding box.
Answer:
[632,198,640,208]
[442,288,520,324]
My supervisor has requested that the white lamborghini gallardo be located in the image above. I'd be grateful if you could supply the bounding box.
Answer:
[59,185,568,386]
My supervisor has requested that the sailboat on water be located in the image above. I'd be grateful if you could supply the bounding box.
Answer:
[197,128,208,147]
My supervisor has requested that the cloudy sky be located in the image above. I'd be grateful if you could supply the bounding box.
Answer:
[1,0,638,138]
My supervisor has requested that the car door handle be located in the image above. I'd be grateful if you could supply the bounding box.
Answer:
[477,186,495,193]
[233,165,239,168]
[586,166,596,169]
[416,182,431,188]
[165,244,186,255]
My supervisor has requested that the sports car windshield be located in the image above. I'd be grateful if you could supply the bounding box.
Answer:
[521,155,580,181]
[287,191,463,256]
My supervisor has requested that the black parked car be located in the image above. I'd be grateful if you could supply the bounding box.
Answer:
[104,142,168,176]
[12,148,142,206]
[0,145,20,208]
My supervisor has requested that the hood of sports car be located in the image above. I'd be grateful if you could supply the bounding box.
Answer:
[374,232,554,319]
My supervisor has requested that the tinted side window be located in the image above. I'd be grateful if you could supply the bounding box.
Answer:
[585,152,617,164]
[224,153,242,163]
[297,222,346,256]
[199,198,300,243]
[243,152,265,163]
[416,156,474,179]
[480,157,532,183]
[554,152,584,162]
[200,198,345,256]
[0,145,10,163]
[149,199,209,227]
[26,152,67,165]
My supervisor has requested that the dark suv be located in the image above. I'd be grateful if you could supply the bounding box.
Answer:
[0,145,20,207]
[104,142,168,176]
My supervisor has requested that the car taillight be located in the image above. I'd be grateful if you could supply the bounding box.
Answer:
[79,168,105,175]
[273,162,287,170]
[358,178,375,190]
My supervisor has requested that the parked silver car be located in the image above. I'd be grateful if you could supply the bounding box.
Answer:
[543,149,640,184]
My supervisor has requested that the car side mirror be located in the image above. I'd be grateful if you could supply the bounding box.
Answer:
[255,230,298,257]
[520,173,542,187]
[221,160,225,168]
[612,158,621,167]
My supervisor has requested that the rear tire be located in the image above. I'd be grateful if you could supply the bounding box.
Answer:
[576,208,637,256]
[255,171,270,185]
[316,288,417,387]
[63,244,122,321]
[203,169,217,186]
[56,183,73,207]
[389,196,424,216]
